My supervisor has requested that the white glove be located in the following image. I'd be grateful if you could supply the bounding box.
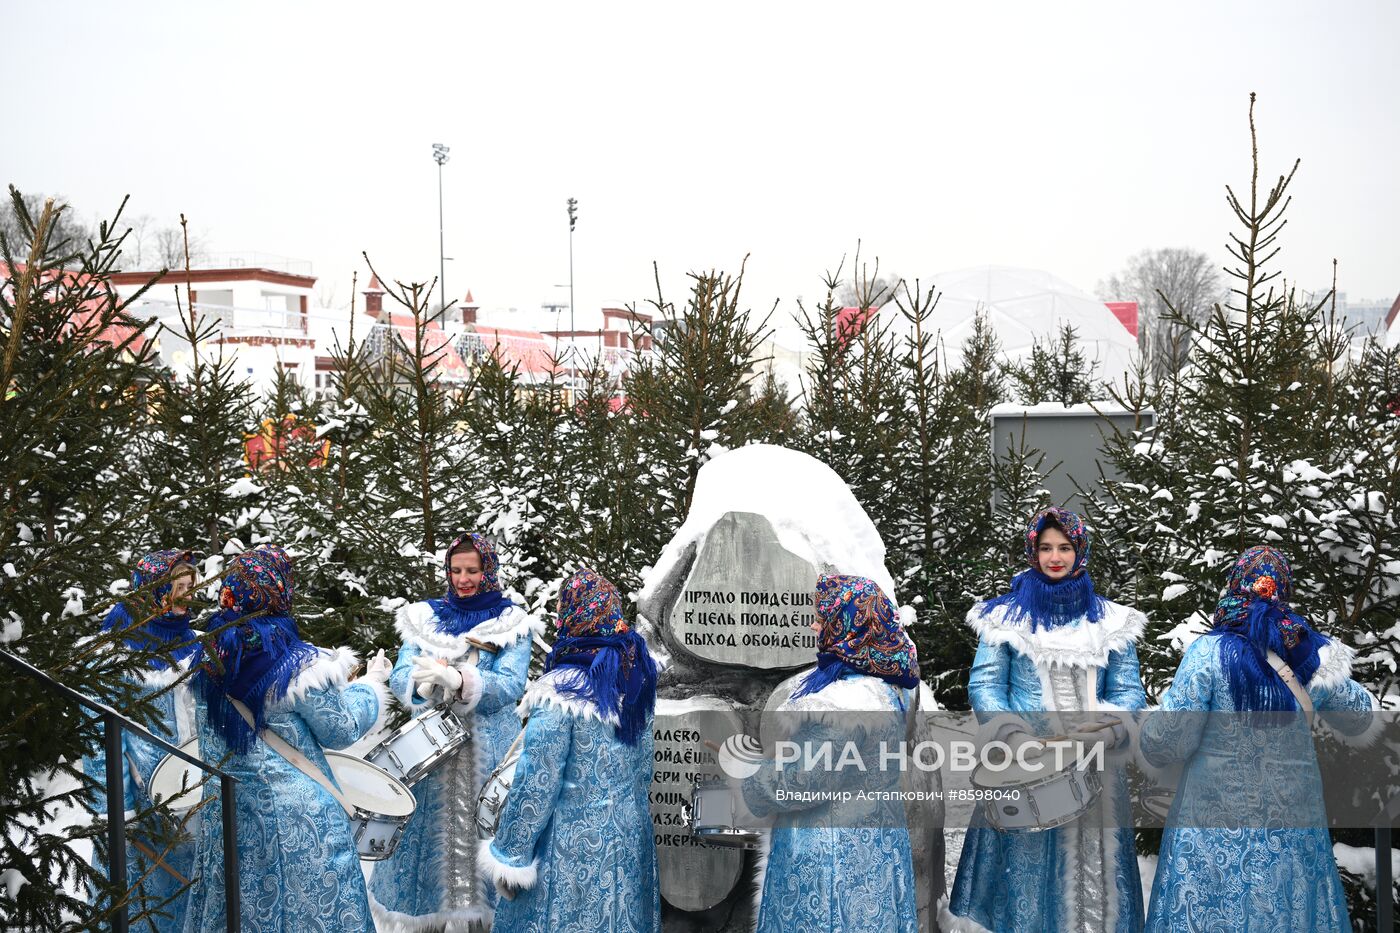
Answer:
[410,655,463,697]
[1088,714,1130,750]
[495,877,517,901]
[363,649,392,683]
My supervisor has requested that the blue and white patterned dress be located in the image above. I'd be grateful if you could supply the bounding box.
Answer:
[743,672,920,933]
[944,599,1148,933]
[181,647,387,933]
[478,669,661,933]
[368,600,540,931]
[83,658,199,932]
[1139,634,1379,933]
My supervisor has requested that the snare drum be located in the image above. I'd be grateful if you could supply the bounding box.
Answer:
[324,751,417,860]
[475,735,522,838]
[970,753,1102,834]
[366,706,469,786]
[684,779,761,849]
[148,739,205,817]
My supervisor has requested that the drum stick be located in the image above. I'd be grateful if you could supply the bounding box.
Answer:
[1035,719,1117,746]
[130,839,190,886]
[466,637,498,654]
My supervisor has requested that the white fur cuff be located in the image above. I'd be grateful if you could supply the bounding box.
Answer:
[276,646,358,707]
[1319,689,1386,749]
[476,838,538,890]
[937,895,997,933]
[456,663,484,711]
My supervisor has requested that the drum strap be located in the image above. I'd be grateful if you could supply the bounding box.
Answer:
[1266,651,1314,714]
[228,697,357,818]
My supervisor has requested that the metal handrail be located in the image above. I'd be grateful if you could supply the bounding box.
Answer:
[0,649,240,933]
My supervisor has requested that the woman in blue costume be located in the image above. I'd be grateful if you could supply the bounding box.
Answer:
[182,545,391,933]
[370,532,542,932]
[742,573,923,933]
[479,568,661,933]
[944,507,1148,933]
[83,549,202,931]
[1140,546,1380,933]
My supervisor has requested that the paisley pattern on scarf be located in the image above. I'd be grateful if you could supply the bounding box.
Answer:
[1138,636,1375,933]
[101,549,200,669]
[814,574,920,684]
[1023,507,1092,575]
[542,568,657,745]
[1207,546,1327,712]
[792,574,920,699]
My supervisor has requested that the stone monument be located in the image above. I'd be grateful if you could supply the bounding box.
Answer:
[638,444,943,931]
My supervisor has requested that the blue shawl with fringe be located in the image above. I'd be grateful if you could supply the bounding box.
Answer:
[545,569,657,745]
[1205,546,1326,712]
[101,603,199,671]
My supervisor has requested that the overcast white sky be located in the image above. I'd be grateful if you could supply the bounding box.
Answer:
[3,1,1396,330]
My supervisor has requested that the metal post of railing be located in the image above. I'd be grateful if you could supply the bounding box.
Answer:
[221,773,240,932]
[102,712,129,933]
[0,649,241,932]
[1378,825,1393,933]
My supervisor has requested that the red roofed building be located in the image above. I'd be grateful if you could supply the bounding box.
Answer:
[359,275,472,382]
[109,256,319,393]
[2,261,152,357]
[463,326,558,379]
[1104,301,1139,338]
[835,305,878,345]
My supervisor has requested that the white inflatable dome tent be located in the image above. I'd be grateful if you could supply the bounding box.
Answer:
[917,265,1139,389]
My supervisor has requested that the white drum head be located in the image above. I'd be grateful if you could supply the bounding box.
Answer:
[325,751,416,817]
[149,738,205,811]
[973,750,1080,788]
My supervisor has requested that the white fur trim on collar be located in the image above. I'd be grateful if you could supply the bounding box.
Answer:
[516,669,620,726]
[779,672,909,714]
[1308,638,1354,691]
[966,600,1145,669]
[272,646,358,707]
[132,654,196,689]
[396,601,544,658]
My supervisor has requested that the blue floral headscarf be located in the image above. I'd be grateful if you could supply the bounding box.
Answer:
[542,568,657,745]
[791,574,921,700]
[196,545,317,753]
[1207,546,1326,712]
[978,507,1107,631]
[427,532,516,635]
[101,548,200,671]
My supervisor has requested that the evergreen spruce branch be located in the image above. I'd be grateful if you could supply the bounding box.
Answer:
[0,196,55,391]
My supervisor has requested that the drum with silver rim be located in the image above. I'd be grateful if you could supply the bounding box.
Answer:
[365,705,469,786]
[475,732,522,838]
[324,750,417,860]
[970,752,1102,833]
[148,738,205,817]
[684,778,761,849]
